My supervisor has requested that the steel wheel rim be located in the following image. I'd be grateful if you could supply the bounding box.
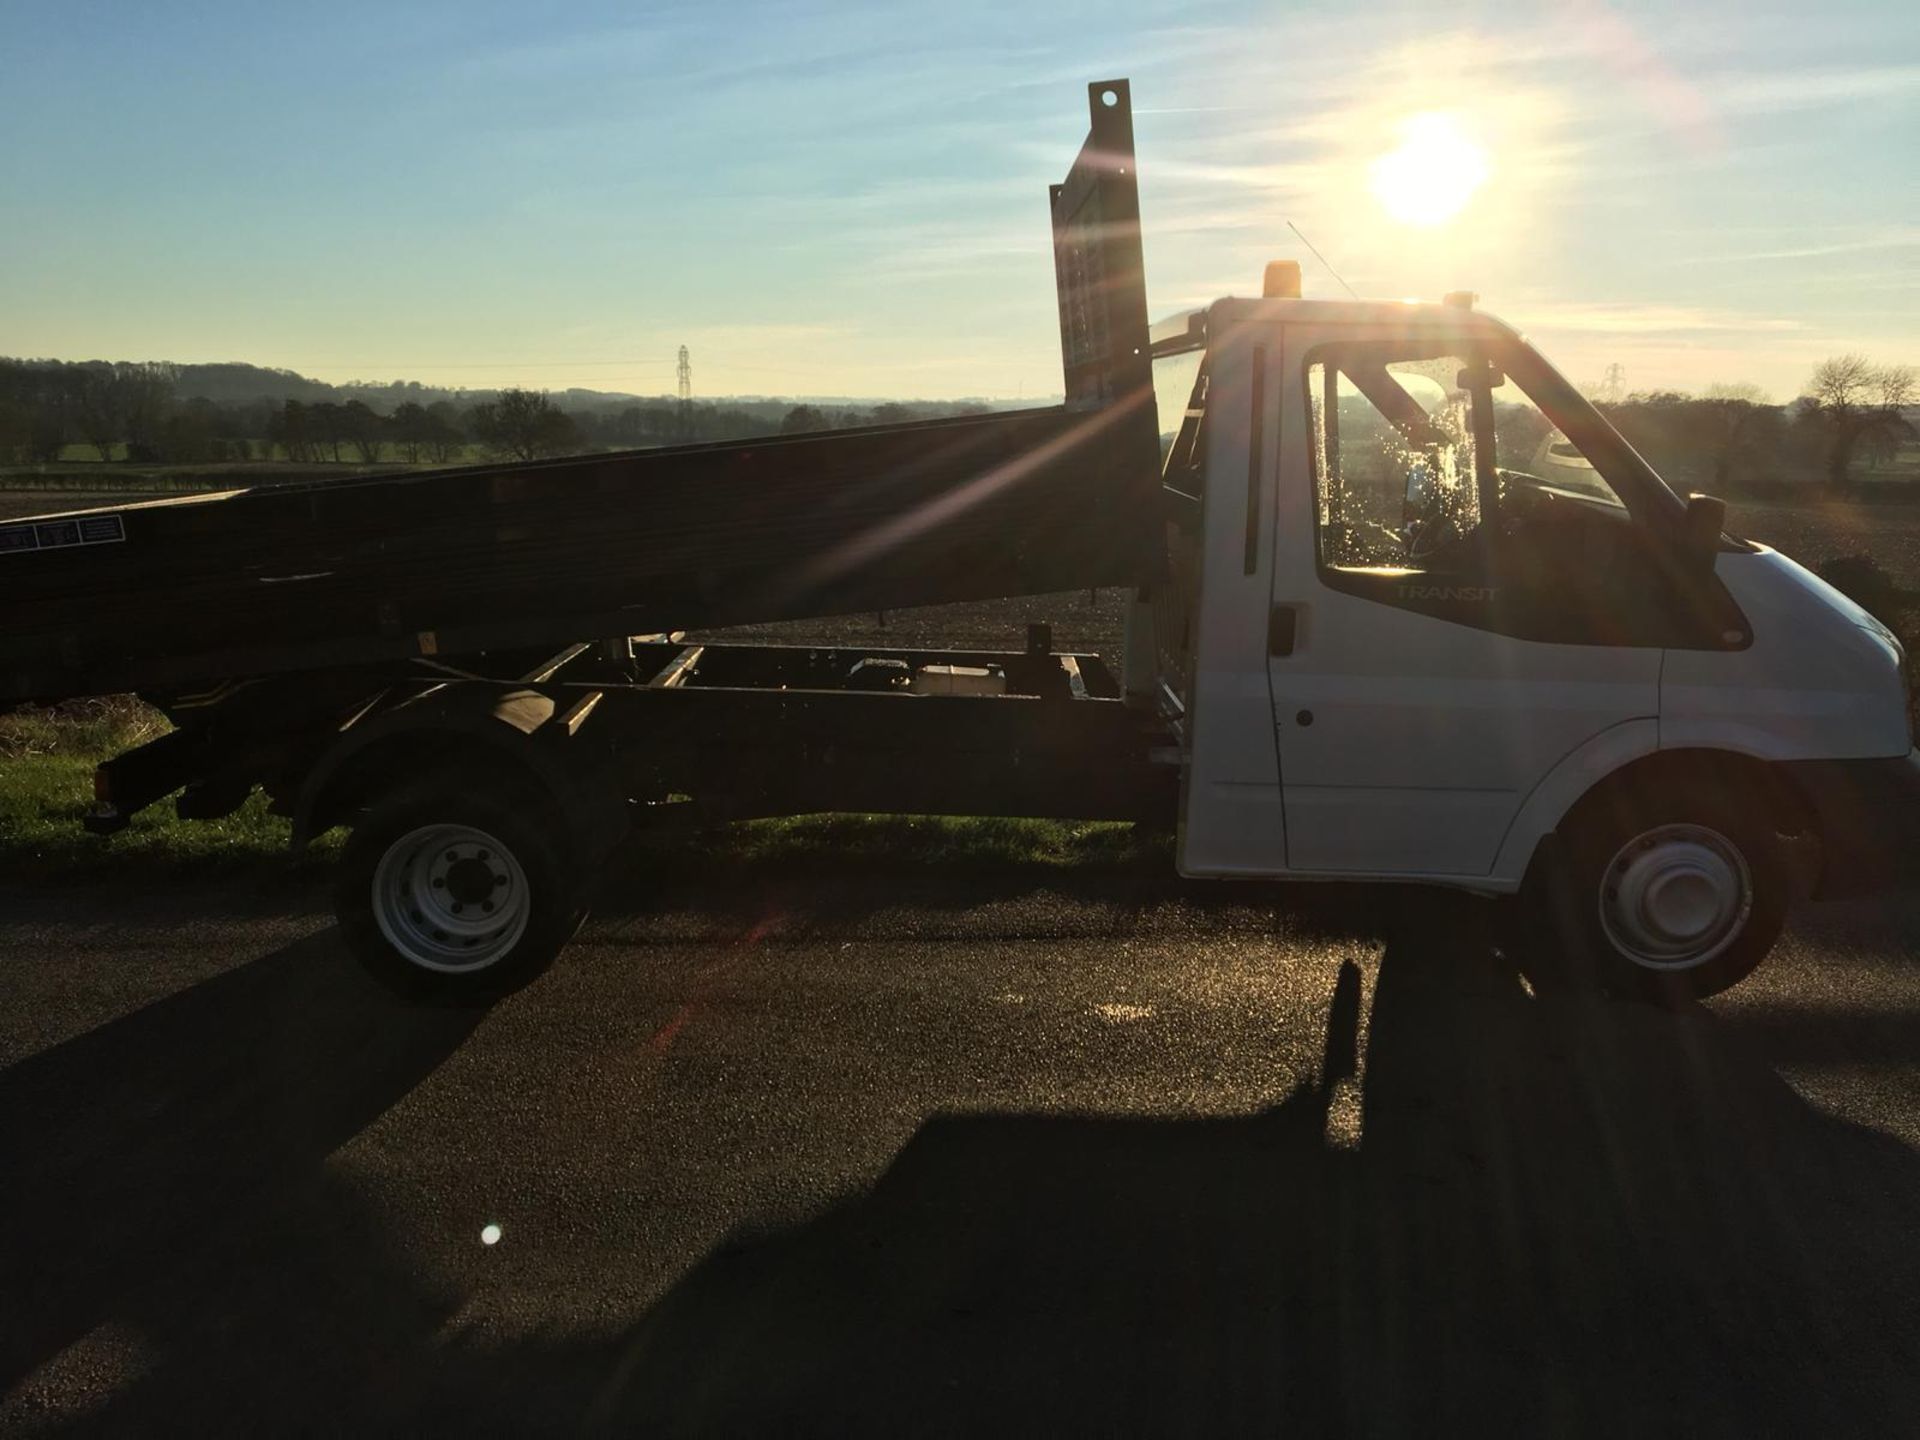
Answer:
[1597,822,1752,971]
[371,823,531,973]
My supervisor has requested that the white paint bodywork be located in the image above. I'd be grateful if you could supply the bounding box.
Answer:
[1661,547,1908,761]
[1169,297,1912,893]
[1177,316,1287,877]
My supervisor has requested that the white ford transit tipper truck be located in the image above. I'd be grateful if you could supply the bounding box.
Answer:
[15,79,1915,1004]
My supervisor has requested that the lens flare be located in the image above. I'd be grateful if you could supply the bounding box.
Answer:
[1369,112,1490,227]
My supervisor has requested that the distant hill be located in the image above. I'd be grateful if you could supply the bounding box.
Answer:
[0,354,1049,465]
[9,358,1037,415]
[167,364,638,413]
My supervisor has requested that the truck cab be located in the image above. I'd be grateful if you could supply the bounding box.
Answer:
[1144,281,1917,996]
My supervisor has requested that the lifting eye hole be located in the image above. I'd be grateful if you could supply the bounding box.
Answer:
[1100,89,1118,108]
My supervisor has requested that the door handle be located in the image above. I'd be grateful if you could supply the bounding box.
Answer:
[1268,604,1299,657]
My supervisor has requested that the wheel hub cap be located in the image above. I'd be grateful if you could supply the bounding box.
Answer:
[1598,823,1752,971]
[443,856,499,906]
[371,823,531,973]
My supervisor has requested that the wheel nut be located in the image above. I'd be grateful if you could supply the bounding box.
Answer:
[482,901,494,914]
[452,903,464,914]
[432,877,444,889]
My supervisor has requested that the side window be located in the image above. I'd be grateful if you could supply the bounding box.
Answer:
[1309,346,1634,583]
[1299,340,1700,645]
[1308,355,1482,573]
[1154,350,1207,495]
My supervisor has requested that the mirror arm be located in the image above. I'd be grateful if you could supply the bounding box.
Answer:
[1683,492,1727,572]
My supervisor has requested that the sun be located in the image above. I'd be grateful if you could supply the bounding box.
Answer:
[1369,112,1490,227]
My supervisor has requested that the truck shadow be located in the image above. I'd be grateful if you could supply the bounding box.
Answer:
[7,898,1919,1434]
[0,934,479,1407]
[529,921,1920,1436]
[1725,994,1920,1066]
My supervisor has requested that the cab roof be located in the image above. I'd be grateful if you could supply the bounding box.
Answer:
[1150,297,1523,358]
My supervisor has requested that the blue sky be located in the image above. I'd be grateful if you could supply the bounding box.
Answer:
[1,0,1913,401]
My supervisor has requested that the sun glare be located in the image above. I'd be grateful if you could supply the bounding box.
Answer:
[1369,112,1490,227]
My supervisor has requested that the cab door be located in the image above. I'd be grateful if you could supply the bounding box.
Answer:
[1267,333,1662,878]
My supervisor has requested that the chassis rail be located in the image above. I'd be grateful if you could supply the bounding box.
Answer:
[86,631,1179,846]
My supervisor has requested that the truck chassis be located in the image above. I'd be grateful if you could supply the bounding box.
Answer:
[83,627,1177,997]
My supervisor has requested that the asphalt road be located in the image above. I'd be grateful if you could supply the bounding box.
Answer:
[2,862,1918,1436]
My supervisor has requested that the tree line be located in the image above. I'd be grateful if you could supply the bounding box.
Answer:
[1592,357,1914,493]
[1,352,1908,488]
[0,357,998,468]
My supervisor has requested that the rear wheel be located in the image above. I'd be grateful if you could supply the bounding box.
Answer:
[337,777,584,1004]
[1525,781,1788,1003]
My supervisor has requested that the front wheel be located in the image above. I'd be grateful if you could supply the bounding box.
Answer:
[1525,784,1789,1003]
[337,777,585,1004]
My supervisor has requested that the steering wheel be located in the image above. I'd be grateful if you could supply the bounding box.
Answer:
[1398,456,1448,563]
[1406,511,1462,565]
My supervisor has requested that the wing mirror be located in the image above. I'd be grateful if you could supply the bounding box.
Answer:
[1684,493,1727,571]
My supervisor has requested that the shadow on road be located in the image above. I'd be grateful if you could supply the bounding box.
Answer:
[546,909,1920,1437]
[5,895,1919,1435]
[1729,994,1920,1067]
[0,934,478,1421]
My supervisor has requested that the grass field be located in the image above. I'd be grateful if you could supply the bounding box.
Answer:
[1728,499,1920,588]
[46,442,494,465]
[0,460,412,520]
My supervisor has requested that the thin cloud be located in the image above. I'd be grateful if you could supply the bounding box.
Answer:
[1677,229,1920,264]
[1513,301,1809,336]
[1704,63,1920,115]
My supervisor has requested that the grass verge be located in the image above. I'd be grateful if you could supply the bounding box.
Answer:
[0,699,329,879]
[0,755,316,877]
[2,698,1167,883]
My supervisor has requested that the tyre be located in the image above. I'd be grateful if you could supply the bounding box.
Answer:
[336,775,585,1004]
[1524,780,1789,1003]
